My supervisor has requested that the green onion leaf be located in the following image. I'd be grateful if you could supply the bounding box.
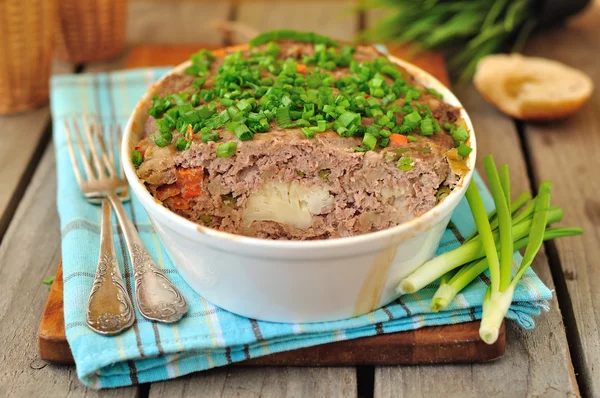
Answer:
[402,111,422,129]
[216,141,237,158]
[483,155,513,292]
[234,124,254,141]
[175,138,191,151]
[420,118,435,136]
[301,127,316,139]
[193,77,206,88]
[511,181,551,286]
[154,131,173,147]
[131,150,143,167]
[338,111,360,128]
[426,87,443,99]
[276,107,292,127]
[457,143,472,157]
[397,156,414,171]
[363,133,377,150]
[221,98,234,107]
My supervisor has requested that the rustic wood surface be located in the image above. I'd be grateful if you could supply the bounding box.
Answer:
[522,3,600,397]
[149,367,357,398]
[0,146,138,397]
[0,108,50,241]
[0,0,598,396]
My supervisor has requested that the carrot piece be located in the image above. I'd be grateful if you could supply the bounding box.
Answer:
[296,64,308,73]
[389,134,409,145]
[182,184,202,198]
[176,167,204,198]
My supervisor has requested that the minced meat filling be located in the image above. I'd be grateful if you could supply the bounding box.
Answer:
[133,31,471,240]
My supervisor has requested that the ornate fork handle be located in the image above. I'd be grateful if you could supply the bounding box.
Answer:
[107,192,188,323]
[87,201,135,335]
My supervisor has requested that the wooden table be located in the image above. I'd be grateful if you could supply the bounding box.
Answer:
[0,1,598,396]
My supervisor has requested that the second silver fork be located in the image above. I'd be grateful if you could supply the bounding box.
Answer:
[87,200,135,334]
[65,114,188,324]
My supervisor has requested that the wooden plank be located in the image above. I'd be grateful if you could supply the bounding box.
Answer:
[127,0,232,45]
[0,108,50,241]
[0,145,137,397]
[0,62,73,241]
[233,0,358,43]
[374,84,579,397]
[521,3,600,396]
[149,367,357,398]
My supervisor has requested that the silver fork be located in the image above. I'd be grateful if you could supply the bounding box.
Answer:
[87,200,135,334]
[65,113,188,324]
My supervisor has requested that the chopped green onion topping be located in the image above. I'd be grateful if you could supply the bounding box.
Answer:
[402,111,422,130]
[426,87,443,99]
[397,156,414,172]
[175,138,192,151]
[276,107,292,127]
[457,143,472,157]
[301,127,316,138]
[363,133,377,150]
[154,131,173,147]
[234,124,254,141]
[338,111,360,128]
[216,141,237,158]
[249,30,339,47]
[131,150,143,167]
[420,118,435,136]
[143,31,462,161]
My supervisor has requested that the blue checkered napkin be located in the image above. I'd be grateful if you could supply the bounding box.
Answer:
[50,68,552,389]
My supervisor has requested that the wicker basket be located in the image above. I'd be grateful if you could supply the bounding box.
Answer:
[0,0,57,115]
[55,0,128,64]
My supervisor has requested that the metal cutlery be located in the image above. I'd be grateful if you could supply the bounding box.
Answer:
[86,200,135,335]
[64,114,188,326]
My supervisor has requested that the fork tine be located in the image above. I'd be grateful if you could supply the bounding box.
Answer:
[71,114,96,181]
[90,115,118,178]
[64,117,86,186]
[116,124,125,179]
[82,114,107,179]
[109,123,116,176]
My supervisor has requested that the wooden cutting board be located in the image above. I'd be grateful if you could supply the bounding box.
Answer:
[38,44,505,365]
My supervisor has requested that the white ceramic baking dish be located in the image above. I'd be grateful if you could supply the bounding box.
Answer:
[122,47,476,323]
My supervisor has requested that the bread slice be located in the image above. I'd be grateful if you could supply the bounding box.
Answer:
[474,54,593,121]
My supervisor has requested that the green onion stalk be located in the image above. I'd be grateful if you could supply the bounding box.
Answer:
[396,154,583,344]
[396,206,564,295]
[430,227,583,312]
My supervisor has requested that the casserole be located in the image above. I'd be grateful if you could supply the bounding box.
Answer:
[122,37,476,322]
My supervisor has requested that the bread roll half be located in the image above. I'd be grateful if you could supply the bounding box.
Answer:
[474,54,593,121]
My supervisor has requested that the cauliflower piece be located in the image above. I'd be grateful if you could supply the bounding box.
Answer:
[243,181,334,229]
